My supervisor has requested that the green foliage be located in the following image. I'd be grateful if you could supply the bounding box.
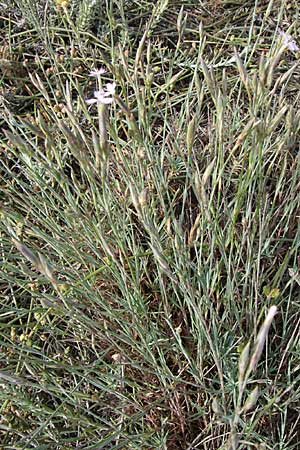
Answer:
[10,0,56,27]
[1,0,300,449]
[72,0,102,31]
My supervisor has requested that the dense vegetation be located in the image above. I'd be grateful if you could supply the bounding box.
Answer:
[1,1,300,448]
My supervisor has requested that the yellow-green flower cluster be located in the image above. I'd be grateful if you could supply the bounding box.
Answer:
[56,0,71,9]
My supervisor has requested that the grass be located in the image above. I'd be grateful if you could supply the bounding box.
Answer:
[1,0,300,448]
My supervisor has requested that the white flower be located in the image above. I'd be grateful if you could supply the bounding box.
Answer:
[86,90,112,105]
[279,30,299,52]
[89,67,106,77]
[86,82,116,105]
[105,82,116,95]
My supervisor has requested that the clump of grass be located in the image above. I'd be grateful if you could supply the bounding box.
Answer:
[1,1,300,449]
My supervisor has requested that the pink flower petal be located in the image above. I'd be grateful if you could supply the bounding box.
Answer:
[86,98,97,105]
[89,67,106,77]
[106,82,116,95]
[279,30,299,52]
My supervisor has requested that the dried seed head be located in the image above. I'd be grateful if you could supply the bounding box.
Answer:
[242,386,260,413]
[248,306,278,373]
[138,188,150,208]
[212,397,224,416]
